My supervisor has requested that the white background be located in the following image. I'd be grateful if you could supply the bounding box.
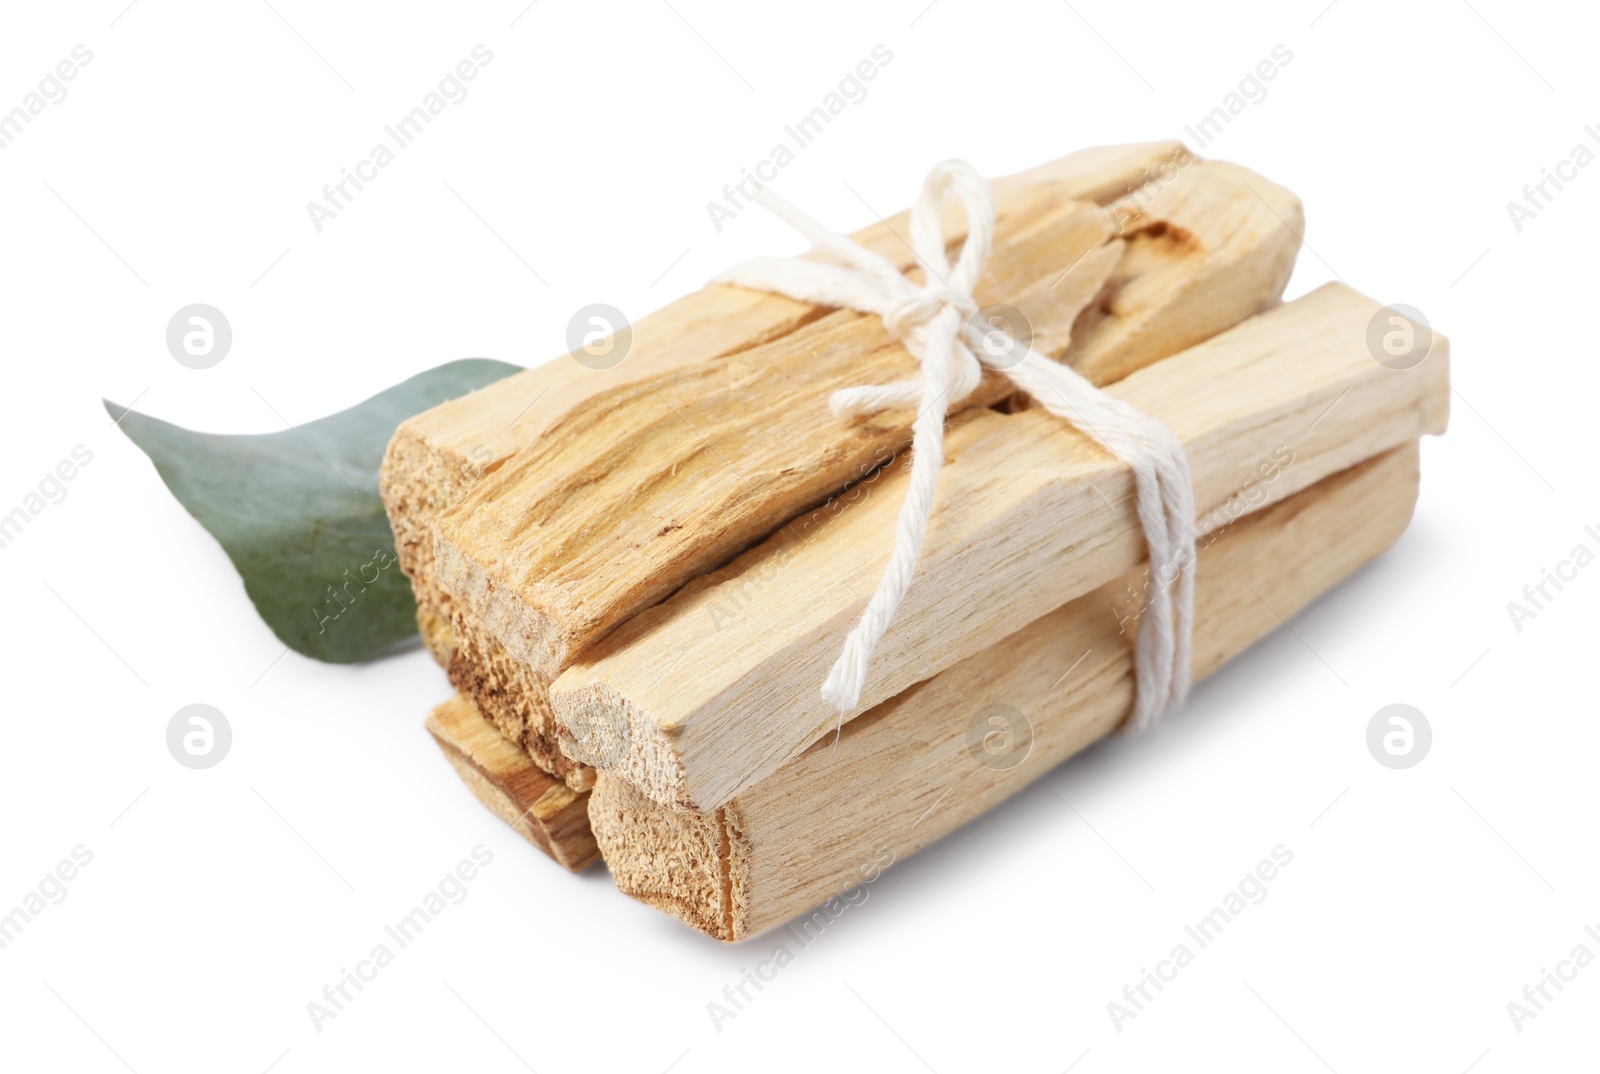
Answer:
[1,1,1595,1071]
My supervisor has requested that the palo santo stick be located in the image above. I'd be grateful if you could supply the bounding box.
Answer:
[425,696,599,872]
[589,443,1423,940]
[437,159,1301,788]
[439,187,1126,788]
[435,158,1301,682]
[555,284,1450,813]
[435,205,1124,673]
[390,144,1193,789]
[383,142,1192,666]
[436,154,1275,788]
[448,607,593,790]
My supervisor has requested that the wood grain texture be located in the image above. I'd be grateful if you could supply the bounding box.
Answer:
[554,284,1450,814]
[444,616,593,791]
[435,158,1303,802]
[589,443,1423,940]
[384,145,1193,790]
[431,152,1269,788]
[381,142,1191,666]
[425,696,599,872]
[434,200,1123,676]
[432,190,1116,787]
[435,158,1302,683]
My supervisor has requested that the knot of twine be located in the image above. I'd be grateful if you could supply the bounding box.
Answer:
[714,160,1197,735]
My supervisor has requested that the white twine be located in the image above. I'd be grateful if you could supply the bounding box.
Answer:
[714,160,1196,735]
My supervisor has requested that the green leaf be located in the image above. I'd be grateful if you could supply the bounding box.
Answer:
[107,359,522,663]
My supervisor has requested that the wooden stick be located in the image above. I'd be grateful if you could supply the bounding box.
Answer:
[424,696,599,872]
[435,200,1124,672]
[441,186,1124,789]
[382,142,1191,666]
[434,158,1302,682]
[554,284,1450,813]
[435,159,1303,796]
[589,443,1423,940]
[446,616,593,790]
[387,144,1195,790]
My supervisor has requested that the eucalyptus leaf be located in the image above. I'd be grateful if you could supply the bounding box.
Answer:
[107,359,522,663]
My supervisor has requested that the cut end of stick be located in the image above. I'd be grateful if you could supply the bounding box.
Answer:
[446,611,594,791]
[381,424,503,665]
[553,680,699,811]
[556,685,700,809]
[589,773,750,942]
[433,534,579,678]
[416,603,456,665]
[425,696,599,873]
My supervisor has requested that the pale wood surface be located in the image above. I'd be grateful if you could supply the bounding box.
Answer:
[430,151,1268,787]
[434,200,1123,676]
[385,144,1195,789]
[555,284,1450,813]
[589,443,1423,940]
[444,612,595,791]
[425,696,599,872]
[434,158,1302,681]
[382,142,1189,665]
[435,158,1304,800]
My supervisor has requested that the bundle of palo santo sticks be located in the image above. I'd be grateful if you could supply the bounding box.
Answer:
[380,142,1449,941]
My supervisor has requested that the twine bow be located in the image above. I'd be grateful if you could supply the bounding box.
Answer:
[716,160,1197,735]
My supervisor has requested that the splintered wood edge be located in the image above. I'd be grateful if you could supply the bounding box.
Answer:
[425,697,599,873]
[416,603,455,665]
[588,773,749,942]
[445,616,596,791]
